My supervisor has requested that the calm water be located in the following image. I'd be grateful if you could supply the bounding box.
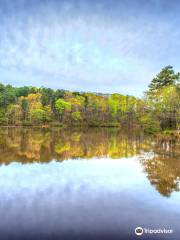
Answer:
[0,127,180,240]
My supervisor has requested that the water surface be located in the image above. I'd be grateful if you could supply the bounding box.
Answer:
[0,127,179,240]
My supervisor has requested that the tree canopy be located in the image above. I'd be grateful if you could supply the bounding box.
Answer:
[148,65,180,92]
[0,65,179,132]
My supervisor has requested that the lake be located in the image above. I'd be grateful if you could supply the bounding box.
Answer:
[0,127,179,240]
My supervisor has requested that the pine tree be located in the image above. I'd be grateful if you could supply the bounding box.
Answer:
[148,66,180,92]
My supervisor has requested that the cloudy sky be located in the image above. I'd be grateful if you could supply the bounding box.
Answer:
[0,0,180,96]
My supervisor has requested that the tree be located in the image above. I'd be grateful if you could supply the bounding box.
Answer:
[0,109,7,125]
[40,87,54,106]
[0,84,16,108]
[144,66,180,131]
[148,86,180,129]
[84,93,108,125]
[108,94,120,120]
[72,111,81,122]
[15,86,32,97]
[148,66,180,92]
[0,73,179,131]
[55,99,71,122]
[30,106,51,124]
[6,104,22,125]
[21,98,29,121]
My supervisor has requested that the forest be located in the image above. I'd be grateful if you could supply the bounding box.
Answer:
[0,65,179,133]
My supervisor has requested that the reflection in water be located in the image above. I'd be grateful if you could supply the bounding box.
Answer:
[0,127,180,239]
[0,127,179,198]
[1,159,179,240]
[141,137,180,197]
[0,127,153,163]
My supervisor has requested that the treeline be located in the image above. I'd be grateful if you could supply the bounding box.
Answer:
[0,65,179,132]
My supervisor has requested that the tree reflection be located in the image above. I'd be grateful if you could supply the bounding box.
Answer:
[141,137,180,197]
[0,127,179,197]
[0,127,151,164]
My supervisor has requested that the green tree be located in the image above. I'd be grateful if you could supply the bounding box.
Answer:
[55,99,71,122]
[72,111,81,122]
[148,86,180,129]
[15,86,32,97]
[108,94,119,120]
[40,87,54,106]
[30,106,51,124]
[0,84,16,108]
[148,66,180,92]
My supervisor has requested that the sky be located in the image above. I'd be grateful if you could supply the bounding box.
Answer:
[0,0,180,96]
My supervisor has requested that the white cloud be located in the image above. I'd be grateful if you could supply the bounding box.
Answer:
[0,0,180,96]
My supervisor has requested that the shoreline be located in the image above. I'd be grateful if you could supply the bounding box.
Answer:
[0,125,179,138]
